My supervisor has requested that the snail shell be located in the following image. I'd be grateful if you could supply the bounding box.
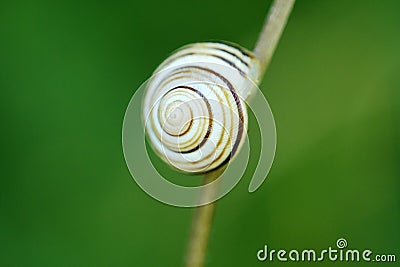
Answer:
[143,42,260,173]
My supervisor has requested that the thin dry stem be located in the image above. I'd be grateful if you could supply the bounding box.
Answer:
[184,171,220,267]
[254,0,295,81]
[184,1,295,266]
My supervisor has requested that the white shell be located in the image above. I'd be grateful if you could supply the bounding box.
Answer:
[143,42,260,173]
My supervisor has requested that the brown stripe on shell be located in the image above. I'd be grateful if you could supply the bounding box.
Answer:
[170,65,245,172]
[208,41,254,59]
[157,67,231,170]
[172,67,232,169]
[151,70,210,150]
[175,52,247,76]
[163,85,213,154]
[213,47,249,67]
[190,66,245,172]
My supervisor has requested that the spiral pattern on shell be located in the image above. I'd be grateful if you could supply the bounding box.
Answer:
[143,42,260,173]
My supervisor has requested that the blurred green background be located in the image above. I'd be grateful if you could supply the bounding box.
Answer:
[1,0,399,266]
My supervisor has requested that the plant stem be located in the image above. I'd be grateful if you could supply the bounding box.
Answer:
[184,1,295,266]
[185,171,220,267]
[254,0,296,81]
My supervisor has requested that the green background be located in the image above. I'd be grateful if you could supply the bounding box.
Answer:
[1,0,399,266]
